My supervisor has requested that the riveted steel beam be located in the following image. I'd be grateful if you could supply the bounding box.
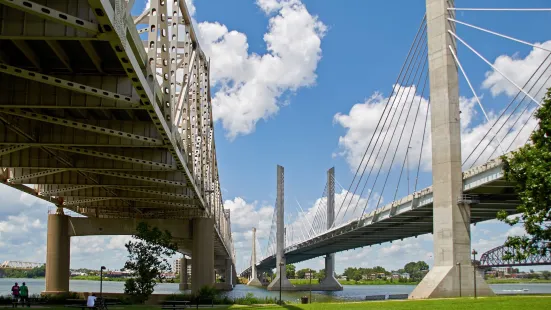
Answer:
[0,109,163,145]
[7,168,66,183]
[45,146,176,170]
[39,185,101,196]
[91,170,188,187]
[0,145,29,156]
[0,64,137,105]
[0,0,99,34]
[63,197,114,206]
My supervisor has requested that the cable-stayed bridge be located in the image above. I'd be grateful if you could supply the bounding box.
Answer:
[0,0,235,293]
[242,2,551,298]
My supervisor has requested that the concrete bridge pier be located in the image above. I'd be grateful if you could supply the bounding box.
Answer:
[267,165,294,291]
[410,0,493,299]
[44,210,70,295]
[191,217,215,293]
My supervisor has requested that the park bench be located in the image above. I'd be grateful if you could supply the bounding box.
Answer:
[388,294,409,300]
[364,294,386,301]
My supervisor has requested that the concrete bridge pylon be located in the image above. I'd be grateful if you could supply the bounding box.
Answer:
[409,0,493,299]
[267,165,294,291]
[318,167,343,290]
[247,228,262,286]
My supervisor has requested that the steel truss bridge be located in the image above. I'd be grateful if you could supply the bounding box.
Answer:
[0,261,44,269]
[478,243,551,268]
[0,0,235,268]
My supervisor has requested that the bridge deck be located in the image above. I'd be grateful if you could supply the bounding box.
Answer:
[0,0,234,261]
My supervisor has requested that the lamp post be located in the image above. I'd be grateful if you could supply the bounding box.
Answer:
[472,249,478,299]
[456,262,461,297]
[309,270,312,304]
[100,266,106,299]
[279,262,284,305]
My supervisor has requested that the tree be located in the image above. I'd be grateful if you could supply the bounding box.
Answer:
[123,222,177,303]
[285,264,296,279]
[317,269,326,281]
[404,261,429,281]
[542,271,550,280]
[499,88,551,259]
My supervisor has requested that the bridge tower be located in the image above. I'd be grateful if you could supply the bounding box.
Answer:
[247,228,262,286]
[319,167,343,290]
[267,165,293,291]
[410,0,493,298]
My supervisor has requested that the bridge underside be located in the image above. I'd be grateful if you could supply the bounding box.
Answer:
[0,0,235,293]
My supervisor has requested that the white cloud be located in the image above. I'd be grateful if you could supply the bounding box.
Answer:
[482,40,551,101]
[198,0,326,139]
[334,82,538,175]
[223,197,274,271]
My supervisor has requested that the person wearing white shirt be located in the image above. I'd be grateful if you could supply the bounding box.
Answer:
[87,294,97,308]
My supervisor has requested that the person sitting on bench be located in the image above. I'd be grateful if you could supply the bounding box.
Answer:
[87,294,97,308]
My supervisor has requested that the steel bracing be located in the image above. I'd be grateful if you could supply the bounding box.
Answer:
[478,242,551,267]
[0,261,44,269]
[0,0,234,264]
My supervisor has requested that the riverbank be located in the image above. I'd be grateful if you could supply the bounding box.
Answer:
[486,278,551,284]
[289,279,418,286]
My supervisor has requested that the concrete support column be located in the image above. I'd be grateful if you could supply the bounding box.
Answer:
[410,0,493,299]
[225,259,233,287]
[179,257,188,291]
[247,228,262,286]
[191,217,214,293]
[319,167,343,290]
[45,211,70,294]
[267,165,293,291]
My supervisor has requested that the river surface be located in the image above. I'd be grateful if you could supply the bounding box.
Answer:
[1,279,550,302]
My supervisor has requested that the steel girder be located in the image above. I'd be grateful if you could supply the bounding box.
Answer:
[0,0,234,262]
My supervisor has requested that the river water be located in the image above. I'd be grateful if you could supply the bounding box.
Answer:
[1,279,550,302]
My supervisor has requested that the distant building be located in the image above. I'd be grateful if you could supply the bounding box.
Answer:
[400,273,410,279]
[305,272,314,279]
[173,259,181,274]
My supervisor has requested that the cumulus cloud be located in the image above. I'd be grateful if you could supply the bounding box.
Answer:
[334,83,538,176]
[482,40,551,101]
[223,197,274,271]
[199,0,326,139]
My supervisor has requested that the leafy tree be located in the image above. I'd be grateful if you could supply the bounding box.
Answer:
[285,264,296,279]
[404,261,429,281]
[123,222,177,303]
[499,88,551,259]
[542,271,550,280]
[317,269,326,281]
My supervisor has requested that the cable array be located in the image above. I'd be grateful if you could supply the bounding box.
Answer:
[331,15,430,228]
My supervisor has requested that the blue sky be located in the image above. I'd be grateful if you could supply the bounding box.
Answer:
[1,0,551,275]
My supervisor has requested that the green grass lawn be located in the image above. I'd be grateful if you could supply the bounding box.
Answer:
[31,296,551,310]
